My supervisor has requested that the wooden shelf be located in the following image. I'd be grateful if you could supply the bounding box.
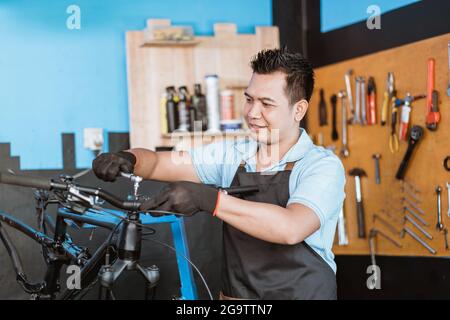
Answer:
[141,40,200,47]
[162,130,250,139]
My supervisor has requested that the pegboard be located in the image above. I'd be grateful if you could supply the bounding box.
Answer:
[308,33,450,257]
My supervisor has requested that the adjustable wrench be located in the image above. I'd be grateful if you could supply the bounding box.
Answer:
[338,91,349,158]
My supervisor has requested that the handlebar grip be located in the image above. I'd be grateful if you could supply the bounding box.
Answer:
[0,173,52,190]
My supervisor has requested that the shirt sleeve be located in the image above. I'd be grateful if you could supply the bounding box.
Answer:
[287,155,346,227]
[187,140,227,187]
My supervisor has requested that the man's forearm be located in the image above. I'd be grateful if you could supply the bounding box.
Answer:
[126,148,158,180]
[215,193,319,245]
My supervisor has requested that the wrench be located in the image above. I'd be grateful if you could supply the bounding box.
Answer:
[446,182,450,218]
[354,77,362,125]
[436,186,444,231]
[338,91,349,158]
[344,69,355,123]
[120,172,143,200]
[401,227,436,255]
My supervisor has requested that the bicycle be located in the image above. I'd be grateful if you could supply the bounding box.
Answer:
[0,171,257,300]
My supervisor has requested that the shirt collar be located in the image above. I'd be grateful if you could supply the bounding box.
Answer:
[234,128,314,168]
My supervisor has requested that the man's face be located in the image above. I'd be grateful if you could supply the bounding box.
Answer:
[244,72,298,145]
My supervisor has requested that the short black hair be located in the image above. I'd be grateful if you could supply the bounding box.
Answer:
[250,48,315,104]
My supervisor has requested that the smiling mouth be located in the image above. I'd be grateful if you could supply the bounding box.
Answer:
[249,124,268,130]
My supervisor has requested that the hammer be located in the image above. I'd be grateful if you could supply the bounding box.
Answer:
[349,168,367,238]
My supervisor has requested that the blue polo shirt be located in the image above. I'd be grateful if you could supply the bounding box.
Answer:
[188,128,346,272]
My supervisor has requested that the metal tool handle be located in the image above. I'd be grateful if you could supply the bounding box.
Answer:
[331,95,339,141]
[356,199,366,238]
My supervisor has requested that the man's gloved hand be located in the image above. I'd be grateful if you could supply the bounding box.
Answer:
[140,181,219,217]
[92,151,136,182]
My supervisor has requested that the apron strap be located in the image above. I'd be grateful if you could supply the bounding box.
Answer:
[238,160,297,172]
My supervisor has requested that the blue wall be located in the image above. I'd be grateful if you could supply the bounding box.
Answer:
[0,0,272,170]
[321,0,420,32]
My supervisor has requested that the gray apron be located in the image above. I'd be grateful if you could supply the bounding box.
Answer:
[221,160,337,300]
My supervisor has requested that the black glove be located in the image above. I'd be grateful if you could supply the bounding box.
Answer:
[140,181,219,217]
[92,151,136,182]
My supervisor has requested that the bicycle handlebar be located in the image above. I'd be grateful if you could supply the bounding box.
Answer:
[0,172,141,211]
[0,172,259,212]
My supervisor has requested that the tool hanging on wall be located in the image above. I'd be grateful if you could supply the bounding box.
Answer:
[445,156,450,172]
[397,94,426,141]
[349,168,367,238]
[369,228,402,282]
[447,42,450,97]
[338,91,349,158]
[389,89,399,153]
[337,207,348,246]
[373,214,401,236]
[444,228,449,250]
[330,95,339,141]
[354,76,365,125]
[381,73,394,126]
[425,59,440,131]
[318,89,328,126]
[446,182,450,218]
[372,154,381,185]
[404,214,433,240]
[367,77,377,125]
[344,70,355,123]
[436,186,444,232]
[396,125,424,180]
[401,227,436,255]
[404,205,428,226]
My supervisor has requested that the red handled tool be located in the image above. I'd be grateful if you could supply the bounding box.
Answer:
[367,77,377,125]
[425,58,440,131]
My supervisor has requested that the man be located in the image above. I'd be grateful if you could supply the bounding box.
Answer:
[93,48,345,300]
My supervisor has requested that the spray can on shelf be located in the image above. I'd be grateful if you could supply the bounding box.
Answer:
[191,83,207,131]
[177,86,190,132]
[220,90,235,121]
[165,86,178,133]
[205,75,221,132]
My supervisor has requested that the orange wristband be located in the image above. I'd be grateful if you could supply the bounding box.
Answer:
[212,191,221,217]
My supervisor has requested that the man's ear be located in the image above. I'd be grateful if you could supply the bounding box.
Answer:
[293,99,309,122]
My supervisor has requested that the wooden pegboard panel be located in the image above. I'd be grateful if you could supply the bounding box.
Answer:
[308,33,450,257]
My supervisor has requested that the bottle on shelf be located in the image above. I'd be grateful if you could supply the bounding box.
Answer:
[165,86,179,133]
[177,86,190,132]
[205,75,221,133]
[191,83,207,131]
